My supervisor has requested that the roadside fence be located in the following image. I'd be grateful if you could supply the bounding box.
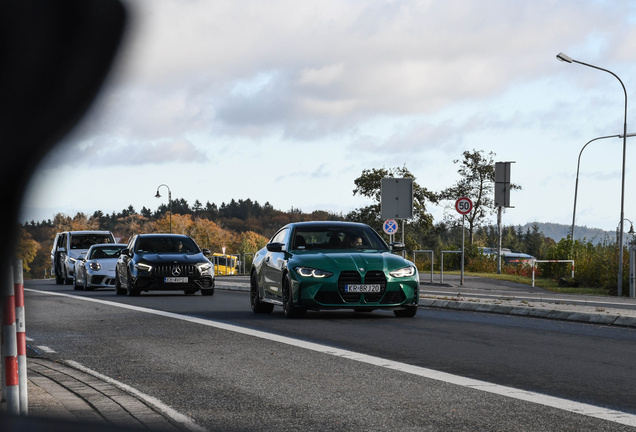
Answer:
[532,259,574,288]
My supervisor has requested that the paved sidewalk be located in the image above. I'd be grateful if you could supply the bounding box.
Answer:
[1,357,192,431]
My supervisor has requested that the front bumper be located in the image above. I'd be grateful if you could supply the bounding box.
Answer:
[133,275,214,291]
[291,272,419,310]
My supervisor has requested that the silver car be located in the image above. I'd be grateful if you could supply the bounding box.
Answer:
[74,244,127,290]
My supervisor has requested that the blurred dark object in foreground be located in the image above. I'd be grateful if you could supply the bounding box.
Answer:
[0,0,125,430]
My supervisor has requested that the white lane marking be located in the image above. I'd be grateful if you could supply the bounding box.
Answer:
[36,346,57,353]
[26,288,636,427]
[65,360,207,432]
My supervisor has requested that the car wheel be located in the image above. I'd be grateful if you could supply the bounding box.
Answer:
[201,288,215,296]
[73,274,83,290]
[55,270,63,285]
[84,274,94,291]
[282,273,306,318]
[394,306,418,318]
[64,268,73,285]
[126,270,141,296]
[115,269,126,295]
[250,272,273,313]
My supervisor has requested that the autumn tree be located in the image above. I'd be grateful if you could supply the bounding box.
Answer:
[440,150,521,244]
[15,226,39,273]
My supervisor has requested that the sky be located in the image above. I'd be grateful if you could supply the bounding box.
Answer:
[20,0,636,233]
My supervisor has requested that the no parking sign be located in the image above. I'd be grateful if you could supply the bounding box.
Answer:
[383,219,398,235]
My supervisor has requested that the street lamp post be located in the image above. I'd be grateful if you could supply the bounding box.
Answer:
[571,133,636,243]
[617,218,635,245]
[557,52,629,296]
[155,184,172,234]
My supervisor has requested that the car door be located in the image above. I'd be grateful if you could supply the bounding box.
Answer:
[118,235,136,287]
[263,228,290,301]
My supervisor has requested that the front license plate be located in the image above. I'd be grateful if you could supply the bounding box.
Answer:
[345,284,381,293]
[164,277,188,283]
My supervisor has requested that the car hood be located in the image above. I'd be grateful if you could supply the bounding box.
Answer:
[136,252,208,264]
[289,250,412,273]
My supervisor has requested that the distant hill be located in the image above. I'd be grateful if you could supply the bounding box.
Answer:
[519,222,613,243]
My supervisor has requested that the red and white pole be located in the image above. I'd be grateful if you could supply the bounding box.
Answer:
[14,260,28,415]
[2,264,19,414]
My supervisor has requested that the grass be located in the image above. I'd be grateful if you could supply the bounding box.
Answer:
[428,270,612,296]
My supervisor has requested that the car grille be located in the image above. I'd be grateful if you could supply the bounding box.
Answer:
[152,265,198,277]
[363,271,387,302]
[337,270,387,303]
[338,271,362,302]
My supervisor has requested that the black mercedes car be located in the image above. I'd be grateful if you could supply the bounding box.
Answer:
[115,234,215,296]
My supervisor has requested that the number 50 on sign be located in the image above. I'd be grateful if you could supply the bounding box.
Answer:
[455,197,473,215]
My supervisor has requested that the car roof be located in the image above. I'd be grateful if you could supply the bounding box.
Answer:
[136,233,190,238]
[64,231,113,235]
[287,221,369,229]
[88,243,126,248]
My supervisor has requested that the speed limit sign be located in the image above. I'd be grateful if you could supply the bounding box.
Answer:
[455,197,473,215]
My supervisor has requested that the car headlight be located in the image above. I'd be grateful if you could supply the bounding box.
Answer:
[135,263,153,272]
[295,267,333,278]
[389,266,416,278]
[89,262,101,271]
[197,262,212,275]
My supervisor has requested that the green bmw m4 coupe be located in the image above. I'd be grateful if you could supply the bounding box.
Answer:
[250,221,420,318]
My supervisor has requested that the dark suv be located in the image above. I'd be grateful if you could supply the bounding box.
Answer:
[115,234,215,296]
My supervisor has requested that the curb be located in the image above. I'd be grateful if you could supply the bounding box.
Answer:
[419,298,636,329]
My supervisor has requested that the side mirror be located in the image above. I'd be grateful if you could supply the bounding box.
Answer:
[390,242,405,252]
[266,242,285,253]
[202,248,211,256]
[57,247,67,253]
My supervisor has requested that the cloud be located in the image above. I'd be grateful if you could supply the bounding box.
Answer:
[46,138,208,168]
[80,0,625,146]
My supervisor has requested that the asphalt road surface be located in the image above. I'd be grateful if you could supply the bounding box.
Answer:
[23,279,636,431]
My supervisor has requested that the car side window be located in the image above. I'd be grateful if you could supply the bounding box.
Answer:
[271,228,289,246]
[62,233,69,250]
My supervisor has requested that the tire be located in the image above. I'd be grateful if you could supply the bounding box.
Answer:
[115,269,126,295]
[126,270,141,296]
[394,306,418,318]
[250,272,273,313]
[201,288,215,296]
[55,271,64,285]
[64,268,73,285]
[282,273,306,318]
[73,275,83,290]
[84,274,94,291]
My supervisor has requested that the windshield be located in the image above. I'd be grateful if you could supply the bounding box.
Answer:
[89,246,125,260]
[135,237,200,254]
[70,234,113,249]
[292,225,387,251]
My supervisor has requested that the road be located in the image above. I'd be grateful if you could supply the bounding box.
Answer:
[23,279,636,431]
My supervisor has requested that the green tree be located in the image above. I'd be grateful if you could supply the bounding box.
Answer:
[440,150,521,244]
